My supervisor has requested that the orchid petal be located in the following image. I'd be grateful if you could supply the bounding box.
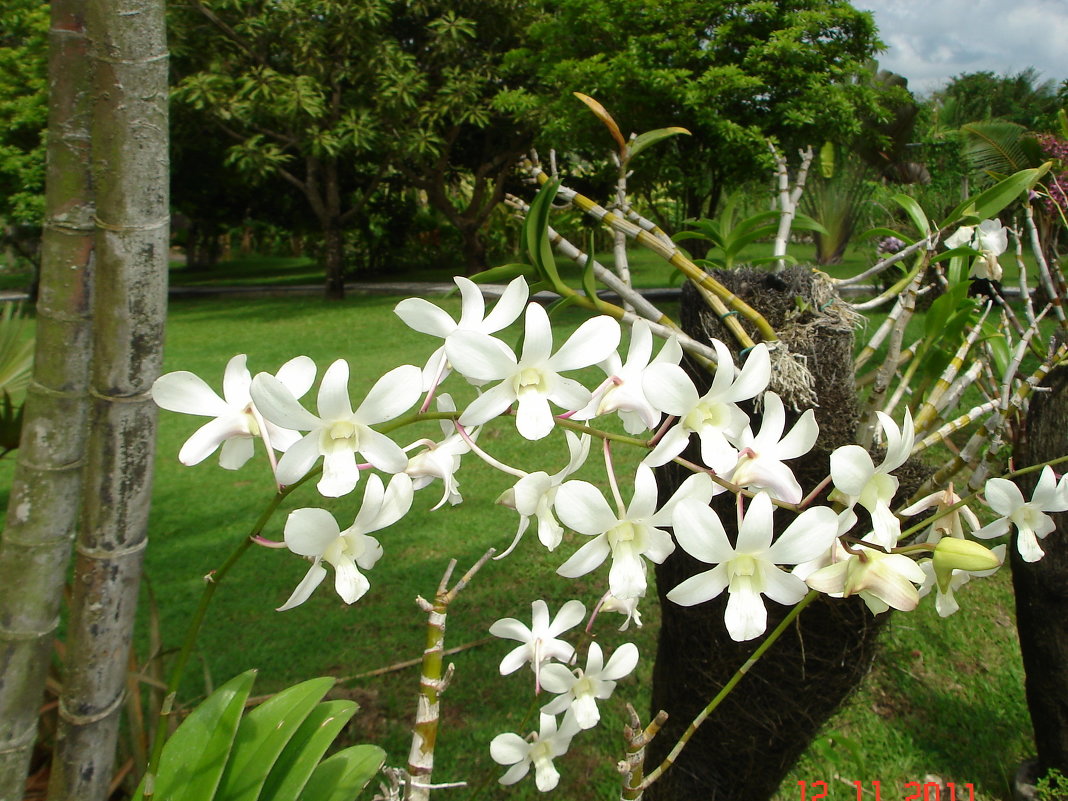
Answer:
[277,563,328,611]
[152,371,230,417]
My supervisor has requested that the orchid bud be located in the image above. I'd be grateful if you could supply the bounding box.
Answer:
[932,538,1002,592]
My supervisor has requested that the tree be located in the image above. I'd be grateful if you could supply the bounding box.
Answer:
[507,0,889,222]
[932,69,1063,132]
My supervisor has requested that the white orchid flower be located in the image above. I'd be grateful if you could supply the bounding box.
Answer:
[805,535,926,615]
[277,472,414,610]
[667,492,839,641]
[973,466,1068,562]
[490,713,580,792]
[489,599,586,677]
[555,464,716,600]
[643,340,771,472]
[152,354,315,469]
[829,408,914,548]
[498,431,591,553]
[918,544,1006,617]
[540,642,639,729]
[729,392,818,504]
[394,275,529,390]
[446,302,621,440]
[898,483,980,545]
[597,590,643,631]
[575,320,683,434]
[944,218,1007,281]
[404,395,473,510]
[251,359,421,497]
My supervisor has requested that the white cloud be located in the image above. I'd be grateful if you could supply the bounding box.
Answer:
[858,0,1068,94]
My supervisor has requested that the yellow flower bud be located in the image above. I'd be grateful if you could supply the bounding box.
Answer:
[932,538,1003,592]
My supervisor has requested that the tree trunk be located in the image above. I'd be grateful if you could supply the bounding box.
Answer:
[0,2,95,797]
[1011,349,1068,781]
[45,1,169,799]
[323,220,345,300]
[459,222,487,275]
[647,269,910,801]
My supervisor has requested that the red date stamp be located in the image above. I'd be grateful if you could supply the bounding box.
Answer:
[797,780,976,800]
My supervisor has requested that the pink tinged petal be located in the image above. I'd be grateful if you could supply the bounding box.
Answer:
[555,481,617,535]
[601,642,639,681]
[724,584,768,641]
[394,297,457,337]
[776,409,819,460]
[830,445,876,497]
[459,382,517,427]
[285,508,343,556]
[984,477,1025,516]
[730,343,772,400]
[277,563,328,611]
[767,506,840,564]
[446,331,517,383]
[521,303,555,364]
[667,564,730,606]
[317,359,354,420]
[643,363,699,416]
[275,355,316,397]
[481,277,530,332]
[251,373,321,431]
[356,364,422,423]
[357,427,409,474]
[218,436,255,470]
[643,426,691,468]
[672,499,732,564]
[152,371,230,417]
[454,276,487,326]
[319,447,360,497]
[557,536,611,578]
[760,567,809,606]
[515,392,555,440]
[735,492,775,554]
[274,432,322,486]
[222,354,252,405]
[550,316,621,372]
[490,733,530,768]
[333,559,370,604]
[178,416,249,466]
[629,464,660,519]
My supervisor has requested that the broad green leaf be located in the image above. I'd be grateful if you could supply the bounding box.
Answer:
[732,210,781,235]
[941,164,1051,227]
[524,179,562,288]
[819,141,835,179]
[468,263,536,284]
[930,246,977,265]
[628,126,690,160]
[892,194,930,237]
[259,700,357,801]
[215,676,335,801]
[299,745,385,801]
[580,231,608,311]
[856,226,915,245]
[789,213,828,235]
[131,670,257,801]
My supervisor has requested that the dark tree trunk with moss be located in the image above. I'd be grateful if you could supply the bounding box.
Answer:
[1011,353,1068,782]
[647,269,911,801]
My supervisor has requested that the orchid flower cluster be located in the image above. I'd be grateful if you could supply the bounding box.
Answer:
[152,274,1068,792]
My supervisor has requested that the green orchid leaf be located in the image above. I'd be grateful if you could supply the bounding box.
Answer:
[856,226,915,245]
[627,126,690,160]
[892,194,931,237]
[259,700,358,801]
[468,263,536,284]
[789,213,829,235]
[941,164,1051,227]
[215,676,335,801]
[132,670,257,801]
[524,179,563,288]
[298,744,385,801]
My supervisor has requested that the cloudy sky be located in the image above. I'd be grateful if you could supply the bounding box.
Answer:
[856,0,1068,95]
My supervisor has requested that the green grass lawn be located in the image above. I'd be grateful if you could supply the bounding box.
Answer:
[0,287,1040,800]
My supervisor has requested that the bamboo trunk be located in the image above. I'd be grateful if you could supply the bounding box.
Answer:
[0,2,94,798]
[45,1,169,798]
